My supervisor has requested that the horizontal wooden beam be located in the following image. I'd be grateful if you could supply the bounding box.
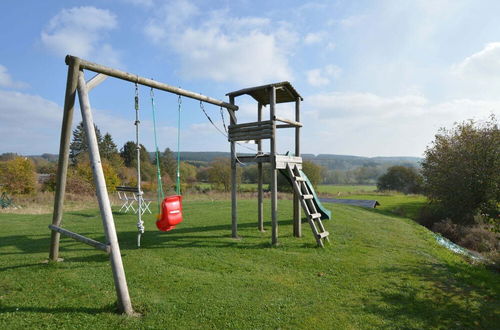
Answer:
[66,55,238,111]
[274,116,302,127]
[236,155,271,163]
[228,120,273,130]
[229,129,273,138]
[229,124,273,135]
[229,132,273,142]
[49,224,110,253]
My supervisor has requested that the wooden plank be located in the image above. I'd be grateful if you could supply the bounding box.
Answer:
[228,120,273,130]
[229,134,272,142]
[49,56,80,261]
[49,225,110,253]
[236,155,270,163]
[229,124,273,134]
[229,129,273,140]
[275,155,302,164]
[274,116,302,127]
[68,55,237,111]
[77,71,134,315]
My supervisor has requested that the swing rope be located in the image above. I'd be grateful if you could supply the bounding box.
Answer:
[150,89,183,204]
[150,88,164,214]
[176,95,182,195]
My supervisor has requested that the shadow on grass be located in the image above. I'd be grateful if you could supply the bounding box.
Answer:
[0,304,116,315]
[115,218,315,250]
[362,261,499,328]
[0,218,310,264]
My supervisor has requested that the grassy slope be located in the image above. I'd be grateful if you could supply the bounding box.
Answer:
[0,199,498,329]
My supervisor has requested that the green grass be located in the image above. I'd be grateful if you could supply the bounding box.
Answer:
[316,184,378,194]
[0,199,498,329]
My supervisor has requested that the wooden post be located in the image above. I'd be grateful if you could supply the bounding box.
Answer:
[49,57,80,261]
[293,97,302,237]
[269,87,278,245]
[257,103,264,232]
[77,71,134,315]
[229,96,238,239]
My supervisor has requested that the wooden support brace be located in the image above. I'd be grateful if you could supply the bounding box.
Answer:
[86,73,108,91]
[49,225,110,253]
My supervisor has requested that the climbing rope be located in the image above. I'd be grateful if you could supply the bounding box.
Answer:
[135,82,145,247]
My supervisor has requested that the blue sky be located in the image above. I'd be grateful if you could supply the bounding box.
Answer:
[1,0,499,157]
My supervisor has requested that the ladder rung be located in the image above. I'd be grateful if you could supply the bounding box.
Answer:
[309,213,321,219]
[302,194,313,200]
[317,231,329,238]
[295,177,305,182]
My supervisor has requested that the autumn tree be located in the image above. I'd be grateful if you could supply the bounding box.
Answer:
[0,156,37,194]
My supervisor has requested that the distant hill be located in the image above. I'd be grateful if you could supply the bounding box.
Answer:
[24,151,421,171]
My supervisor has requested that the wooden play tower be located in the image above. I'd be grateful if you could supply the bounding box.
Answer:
[226,82,330,247]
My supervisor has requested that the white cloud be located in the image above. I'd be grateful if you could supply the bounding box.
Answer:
[144,0,294,85]
[0,90,61,154]
[40,6,120,66]
[303,91,498,156]
[306,65,342,87]
[453,42,500,79]
[304,32,324,45]
[121,0,154,7]
[0,65,28,89]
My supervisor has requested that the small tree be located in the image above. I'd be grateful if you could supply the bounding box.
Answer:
[421,116,499,224]
[0,156,37,194]
[208,158,241,191]
[377,166,423,194]
[302,160,325,186]
[161,148,177,182]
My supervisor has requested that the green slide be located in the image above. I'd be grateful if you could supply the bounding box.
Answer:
[279,169,332,220]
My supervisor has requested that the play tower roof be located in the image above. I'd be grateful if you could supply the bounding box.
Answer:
[226,81,303,105]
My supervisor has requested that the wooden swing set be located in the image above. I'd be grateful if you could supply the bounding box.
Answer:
[48,55,331,315]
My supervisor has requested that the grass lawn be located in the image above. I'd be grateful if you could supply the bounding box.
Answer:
[0,198,498,329]
[316,184,378,194]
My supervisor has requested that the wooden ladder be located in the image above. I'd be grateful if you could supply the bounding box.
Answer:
[286,163,329,247]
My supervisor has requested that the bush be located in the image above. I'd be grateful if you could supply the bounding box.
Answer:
[0,156,37,194]
[377,166,422,194]
[432,219,499,253]
[421,116,499,224]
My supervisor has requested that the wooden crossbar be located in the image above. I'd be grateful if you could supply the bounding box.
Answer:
[67,55,238,111]
[274,116,302,127]
[49,225,110,253]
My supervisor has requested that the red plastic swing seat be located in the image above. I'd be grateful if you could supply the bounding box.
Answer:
[156,195,183,231]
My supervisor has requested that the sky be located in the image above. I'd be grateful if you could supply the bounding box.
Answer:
[1,0,499,157]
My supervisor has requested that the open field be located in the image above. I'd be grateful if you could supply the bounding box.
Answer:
[0,197,498,329]
[316,184,378,195]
